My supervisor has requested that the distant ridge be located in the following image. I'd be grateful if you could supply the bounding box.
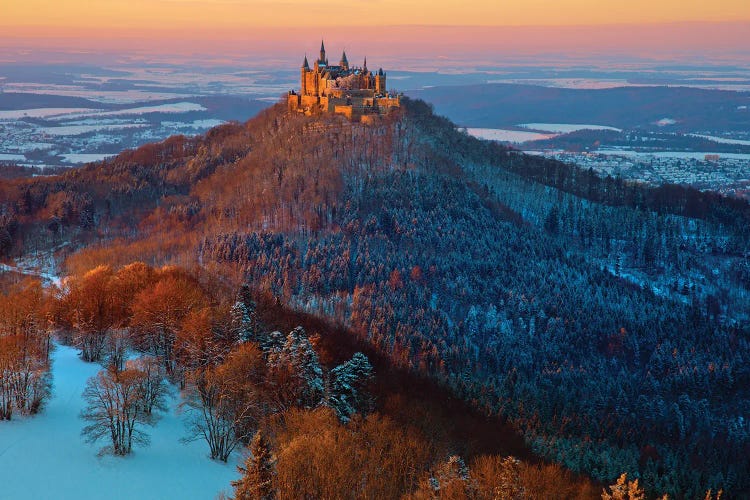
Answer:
[409,83,750,131]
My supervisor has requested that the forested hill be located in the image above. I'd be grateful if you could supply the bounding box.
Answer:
[2,99,750,497]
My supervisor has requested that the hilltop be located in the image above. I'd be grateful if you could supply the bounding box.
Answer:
[1,99,749,497]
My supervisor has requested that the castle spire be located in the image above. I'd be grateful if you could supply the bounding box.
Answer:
[340,50,349,69]
[363,56,367,71]
[319,39,326,62]
[302,54,309,69]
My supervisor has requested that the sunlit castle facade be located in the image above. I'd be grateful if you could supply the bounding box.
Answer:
[288,40,400,122]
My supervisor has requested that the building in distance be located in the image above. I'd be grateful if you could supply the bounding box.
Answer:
[288,40,400,122]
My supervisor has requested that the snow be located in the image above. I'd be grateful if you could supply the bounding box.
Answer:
[689,134,750,146]
[0,344,240,499]
[518,123,621,133]
[160,119,225,130]
[0,103,204,123]
[4,84,189,104]
[488,79,750,92]
[465,128,556,143]
[0,262,60,286]
[41,124,147,136]
[55,103,207,121]
[61,153,116,164]
[0,108,97,120]
[0,153,26,161]
[487,78,633,89]
[6,142,56,153]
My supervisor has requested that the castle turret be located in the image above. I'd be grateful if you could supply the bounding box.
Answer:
[340,50,349,70]
[319,40,327,65]
[375,68,386,94]
[300,55,309,95]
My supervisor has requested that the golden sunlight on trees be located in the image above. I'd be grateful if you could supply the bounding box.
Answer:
[131,270,208,374]
[0,279,51,419]
[601,473,646,500]
[182,343,268,462]
[61,265,117,362]
[272,407,432,499]
[231,431,276,500]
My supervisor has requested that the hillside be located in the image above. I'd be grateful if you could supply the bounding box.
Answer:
[2,99,749,497]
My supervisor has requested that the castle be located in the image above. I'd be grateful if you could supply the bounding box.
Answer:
[288,41,400,122]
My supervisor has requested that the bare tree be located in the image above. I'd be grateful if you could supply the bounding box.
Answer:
[80,364,165,456]
[106,328,129,372]
[127,356,168,417]
[181,343,267,462]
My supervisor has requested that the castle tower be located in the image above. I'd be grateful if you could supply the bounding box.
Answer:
[375,68,386,94]
[300,55,309,95]
[319,40,327,66]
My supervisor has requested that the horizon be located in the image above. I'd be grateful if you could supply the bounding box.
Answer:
[1,22,750,68]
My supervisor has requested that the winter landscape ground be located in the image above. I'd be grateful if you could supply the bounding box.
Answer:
[0,344,239,499]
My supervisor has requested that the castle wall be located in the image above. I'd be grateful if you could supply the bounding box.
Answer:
[304,72,319,96]
[377,97,400,109]
[333,105,355,120]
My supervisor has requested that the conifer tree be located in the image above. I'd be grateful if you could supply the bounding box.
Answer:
[230,285,258,344]
[602,473,645,500]
[271,327,324,408]
[328,352,374,422]
[232,431,276,500]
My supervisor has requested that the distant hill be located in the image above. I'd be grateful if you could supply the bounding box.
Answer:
[0,92,111,111]
[408,83,750,132]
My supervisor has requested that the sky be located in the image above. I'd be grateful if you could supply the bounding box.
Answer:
[4,0,750,30]
[1,1,749,63]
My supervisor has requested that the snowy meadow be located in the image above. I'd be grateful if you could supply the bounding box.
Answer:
[0,344,239,500]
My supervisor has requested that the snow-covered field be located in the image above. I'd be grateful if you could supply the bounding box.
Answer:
[0,108,96,120]
[689,134,750,146]
[160,119,225,130]
[0,153,27,161]
[2,84,189,104]
[53,102,207,121]
[0,344,239,500]
[488,78,750,92]
[465,127,556,143]
[61,153,117,164]
[518,123,622,133]
[40,123,148,136]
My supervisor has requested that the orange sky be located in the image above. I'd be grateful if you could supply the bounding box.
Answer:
[4,0,750,33]
[2,1,749,62]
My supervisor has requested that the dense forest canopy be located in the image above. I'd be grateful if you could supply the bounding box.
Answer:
[1,98,748,498]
